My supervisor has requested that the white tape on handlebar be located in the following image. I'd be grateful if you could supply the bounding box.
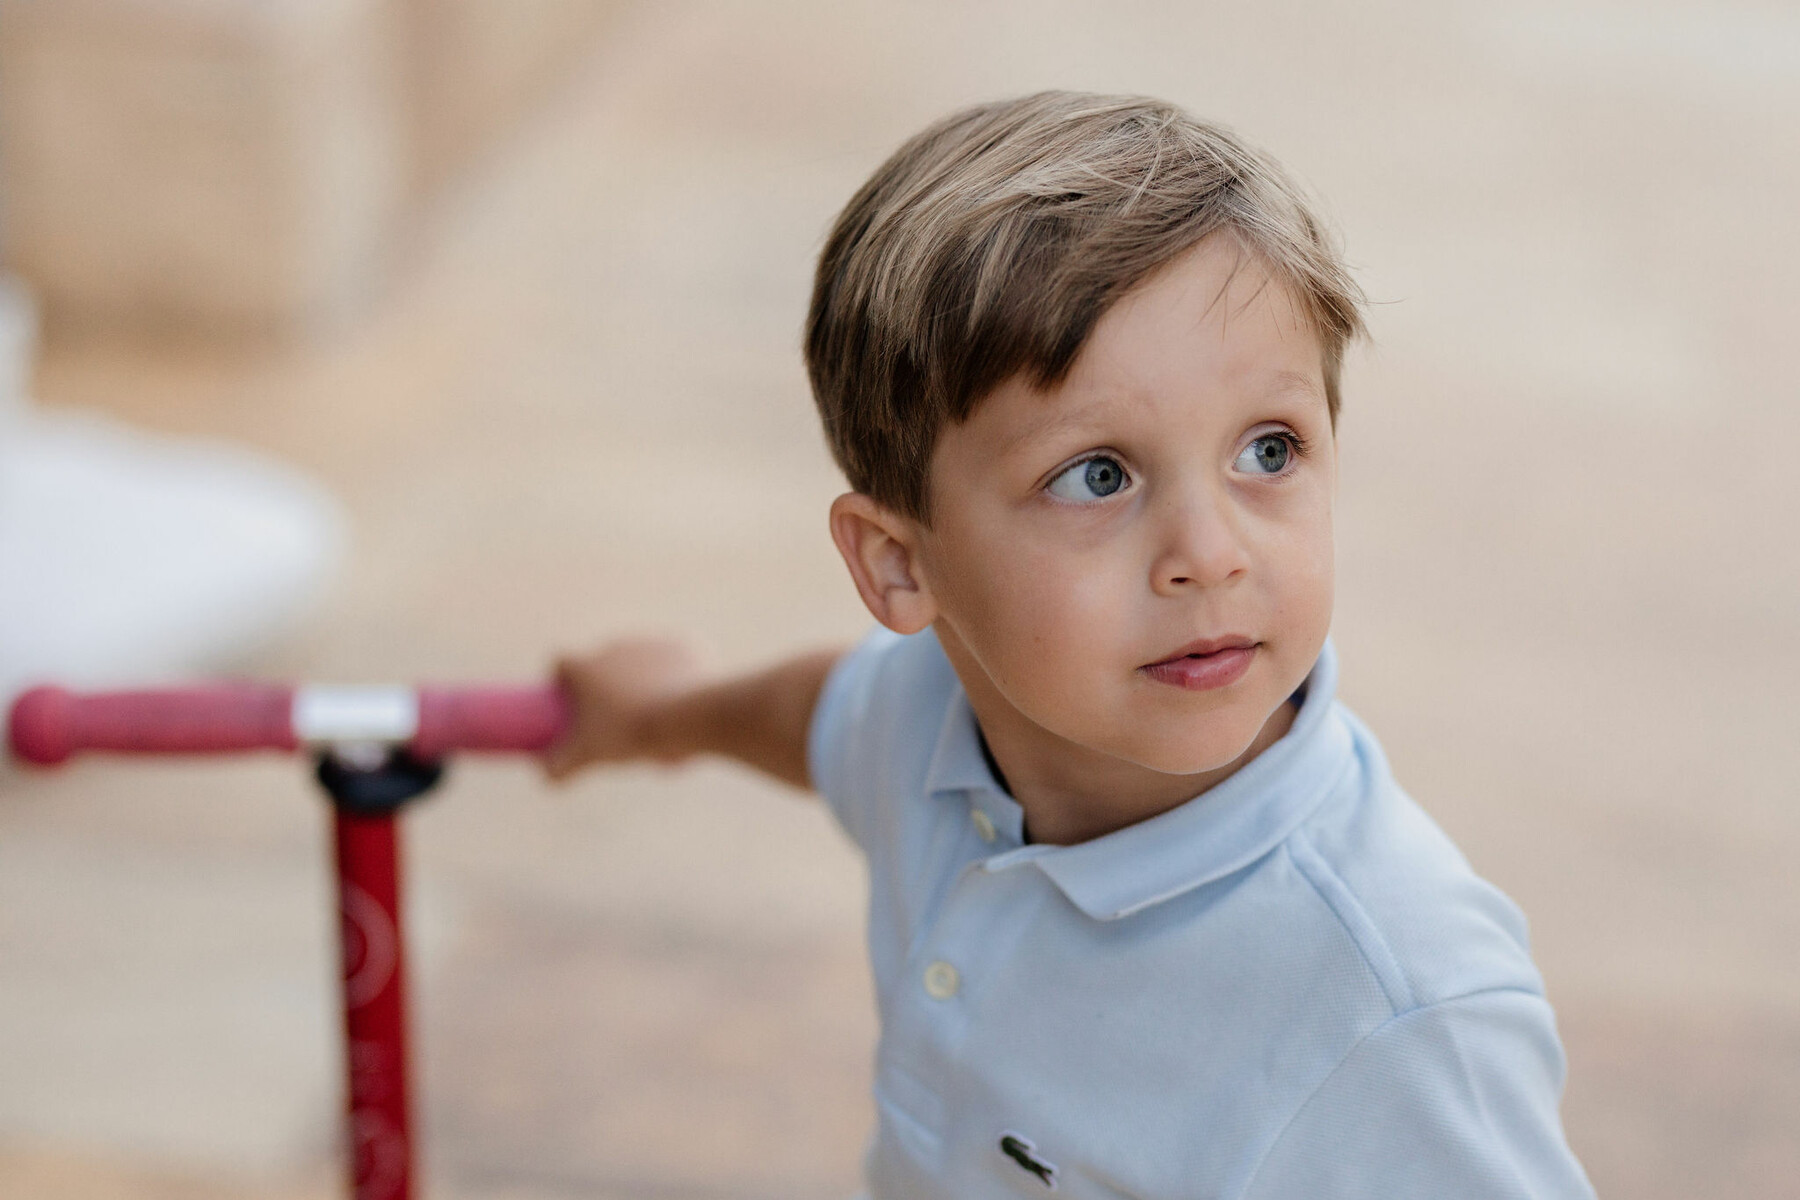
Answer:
[291,686,419,745]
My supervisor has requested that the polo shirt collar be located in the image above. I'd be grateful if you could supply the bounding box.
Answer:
[923,640,1354,921]
[921,674,1031,846]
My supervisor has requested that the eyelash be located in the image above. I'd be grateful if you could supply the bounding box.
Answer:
[1261,428,1310,459]
[1040,426,1312,497]
[1051,431,1310,474]
[1044,452,1132,493]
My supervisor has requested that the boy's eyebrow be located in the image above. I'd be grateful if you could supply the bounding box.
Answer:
[1005,369,1329,456]
[999,392,1121,457]
[1263,369,1329,406]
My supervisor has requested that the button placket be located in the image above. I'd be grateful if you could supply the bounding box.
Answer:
[880,859,1060,1176]
[907,857,1046,1021]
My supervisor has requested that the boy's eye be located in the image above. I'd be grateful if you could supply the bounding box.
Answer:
[1235,434,1293,475]
[1047,455,1130,502]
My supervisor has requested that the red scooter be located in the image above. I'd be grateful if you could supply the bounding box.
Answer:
[7,680,570,1200]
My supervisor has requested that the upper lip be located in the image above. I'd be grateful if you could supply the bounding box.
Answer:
[1144,636,1257,667]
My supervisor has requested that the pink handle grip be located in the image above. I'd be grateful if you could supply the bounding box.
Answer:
[413,686,569,758]
[8,683,572,766]
[8,684,298,766]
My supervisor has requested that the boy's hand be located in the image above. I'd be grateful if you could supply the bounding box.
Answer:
[544,637,707,780]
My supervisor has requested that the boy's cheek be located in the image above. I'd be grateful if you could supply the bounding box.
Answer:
[1250,515,1334,617]
[935,535,1095,631]
[948,575,1118,703]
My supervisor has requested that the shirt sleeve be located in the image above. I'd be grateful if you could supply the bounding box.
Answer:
[806,625,904,853]
[1241,988,1595,1200]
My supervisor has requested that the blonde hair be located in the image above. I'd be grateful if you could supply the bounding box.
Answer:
[805,91,1366,521]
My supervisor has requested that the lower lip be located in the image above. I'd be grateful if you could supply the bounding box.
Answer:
[1140,645,1256,691]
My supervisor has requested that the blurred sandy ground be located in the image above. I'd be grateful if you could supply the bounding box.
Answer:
[3,0,1798,1196]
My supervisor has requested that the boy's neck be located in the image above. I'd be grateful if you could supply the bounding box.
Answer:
[947,638,1299,846]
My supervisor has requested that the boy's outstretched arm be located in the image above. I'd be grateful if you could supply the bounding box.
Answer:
[543,639,844,790]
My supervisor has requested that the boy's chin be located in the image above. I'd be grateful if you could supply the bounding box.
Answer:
[1119,720,1271,778]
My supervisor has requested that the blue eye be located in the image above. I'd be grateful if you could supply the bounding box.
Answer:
[1047,455,1130,502]
[1235,434,1293,475]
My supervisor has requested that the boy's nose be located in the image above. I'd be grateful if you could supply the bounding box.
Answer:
[1149,486,1249,594]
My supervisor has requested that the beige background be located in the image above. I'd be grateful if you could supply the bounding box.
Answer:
[3,1,1798,1197]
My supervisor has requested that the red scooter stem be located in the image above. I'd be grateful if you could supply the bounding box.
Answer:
[313,748,444,1200]
[336,809,414,1200]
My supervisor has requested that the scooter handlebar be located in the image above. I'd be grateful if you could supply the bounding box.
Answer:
[413,687,569,759]
[8,685,298,765]
[8,683,569,766]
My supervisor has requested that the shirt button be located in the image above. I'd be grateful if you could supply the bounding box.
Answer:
[971,808,997,844]
[923,960,960,1000]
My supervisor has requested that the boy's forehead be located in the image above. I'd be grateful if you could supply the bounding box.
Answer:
[972,355,1329,461]
[941,240,1332,468]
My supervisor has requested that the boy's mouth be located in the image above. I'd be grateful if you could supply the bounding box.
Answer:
[1140,637,1258,691]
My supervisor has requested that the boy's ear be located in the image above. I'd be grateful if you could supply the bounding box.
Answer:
[828,493,938,634]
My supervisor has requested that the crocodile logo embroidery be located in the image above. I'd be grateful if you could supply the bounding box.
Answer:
[999,1132,1058,1189]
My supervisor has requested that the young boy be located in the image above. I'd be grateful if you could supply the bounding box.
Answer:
[548,92,1594,1198]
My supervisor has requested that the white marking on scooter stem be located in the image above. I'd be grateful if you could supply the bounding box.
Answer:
[340,880,400,1008]
[292,686,419,745]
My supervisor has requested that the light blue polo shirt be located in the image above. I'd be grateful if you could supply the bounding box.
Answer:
[808,627,1594,1199]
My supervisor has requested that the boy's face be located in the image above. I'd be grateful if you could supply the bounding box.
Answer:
[911,235,1336,790]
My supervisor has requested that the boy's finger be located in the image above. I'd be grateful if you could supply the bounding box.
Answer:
[541,741,581,783]
[543,655,591,773]
[551,655,584,691]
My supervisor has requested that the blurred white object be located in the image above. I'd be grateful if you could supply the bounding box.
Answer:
[0,276,346,703]
[0,271,33,420]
